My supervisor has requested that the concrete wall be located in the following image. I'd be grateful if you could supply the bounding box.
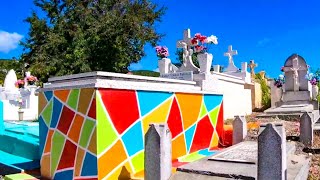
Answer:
[38,72,225,180]
[211,72,252,119]
[245,82,262,110]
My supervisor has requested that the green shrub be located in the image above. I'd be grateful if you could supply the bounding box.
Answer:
[255,73,271,110]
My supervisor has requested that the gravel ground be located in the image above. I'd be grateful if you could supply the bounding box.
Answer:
[241,113,320,180]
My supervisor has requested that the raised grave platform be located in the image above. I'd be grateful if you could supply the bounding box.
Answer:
[171,141,310,180]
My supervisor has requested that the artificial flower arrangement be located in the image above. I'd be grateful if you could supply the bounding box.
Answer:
[15,79,25,88]
[25,75,38,85]
[191,33,218,53]
[305,73,319,86]
[155,46,169,59]
[274,74,285,88]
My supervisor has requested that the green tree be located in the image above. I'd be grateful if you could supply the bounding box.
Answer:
[21,0,166,83]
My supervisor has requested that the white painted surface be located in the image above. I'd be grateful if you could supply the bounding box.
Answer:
[46,71,252,120]
[1,86,39,121]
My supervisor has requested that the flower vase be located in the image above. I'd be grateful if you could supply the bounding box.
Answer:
[197,53,213,74]
[276,87,283,102]
[312,85,319,100]
[18,84,24,89]
[158,58,171,74]
[18,110,24,121]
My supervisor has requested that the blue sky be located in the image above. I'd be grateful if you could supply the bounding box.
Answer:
[1,0,320,77]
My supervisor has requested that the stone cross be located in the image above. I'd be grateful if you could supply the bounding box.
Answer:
[176,29,199,73]
[248,60,258,79]
[145,123,172,180]
[300,112,314,147]
[258,123,287,180]
[283,56,302,91]
[224,45,239,72]
[224,45,238,65]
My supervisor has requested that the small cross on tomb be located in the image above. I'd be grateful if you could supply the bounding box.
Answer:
[224,45,238,65]
[248,60,258,78]
[176,29,193,50]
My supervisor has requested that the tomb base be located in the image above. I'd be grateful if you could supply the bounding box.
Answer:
[170,141,310,180]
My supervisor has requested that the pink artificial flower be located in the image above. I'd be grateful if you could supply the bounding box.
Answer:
[195,45,204,53]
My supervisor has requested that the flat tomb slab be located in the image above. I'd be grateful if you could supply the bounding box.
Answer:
[208,141,257,164]
[175,141,308,180]
[208,141,295,164]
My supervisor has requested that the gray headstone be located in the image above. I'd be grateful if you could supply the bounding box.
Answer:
[300,112,314,146]
[258,123,287,180]
[145,123,172,180]
[259,122,285,141]
[232,115,247,145]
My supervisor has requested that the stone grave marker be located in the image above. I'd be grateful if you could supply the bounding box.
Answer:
[224,45,238,72]
[145,123,172,180]
[232,115,247,145]
[160,71,193,81]
[258,123,287,180]
[176,29,199,73]
[300,112,314,146]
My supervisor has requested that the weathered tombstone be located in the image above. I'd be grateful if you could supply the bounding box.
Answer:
[300,112,314,146]
[282,54,308,92]
[259,123,286,141]
[145,123,172,180]
[4,69,18,92]
[232,115,247,145]
[258,123,287,180]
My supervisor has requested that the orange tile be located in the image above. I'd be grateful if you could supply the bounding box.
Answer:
[175,93,202,130]
[88,128,97,155]
[107,161,133,179]
[38,92,47,114]
[98,140,127,179]
[40,154,51,178]
[78,88,95,115]
[54,89,70,102]
[68,114,84,143]
[44,130,54,153]
[74,148,85,176]
[172,134,187,160]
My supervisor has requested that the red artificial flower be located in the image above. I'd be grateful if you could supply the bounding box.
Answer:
[191,38,198,45]
[199,35,207,43]
[195,33,202,39]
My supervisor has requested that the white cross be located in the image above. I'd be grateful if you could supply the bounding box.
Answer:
[224,45,238,64]
[176,29,193,50]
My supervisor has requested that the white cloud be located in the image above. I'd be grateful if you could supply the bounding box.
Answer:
[0,31,23,53]
[257,38,271,47]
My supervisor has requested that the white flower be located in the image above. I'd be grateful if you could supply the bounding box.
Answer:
[205,35,218,45]
[279,74,284,79]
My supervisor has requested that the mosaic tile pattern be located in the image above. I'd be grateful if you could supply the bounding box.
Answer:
[96,89,224,179]
[39,88,97,179]
[39,88,224,179]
